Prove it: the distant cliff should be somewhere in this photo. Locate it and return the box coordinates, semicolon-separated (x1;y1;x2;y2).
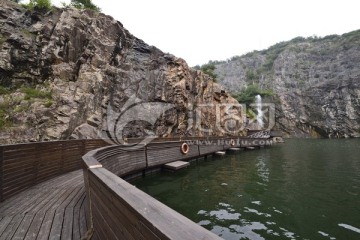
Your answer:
212;31;360;138
0;1;238;144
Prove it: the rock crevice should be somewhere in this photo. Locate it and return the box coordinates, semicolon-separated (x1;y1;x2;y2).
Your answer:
0;1;238;143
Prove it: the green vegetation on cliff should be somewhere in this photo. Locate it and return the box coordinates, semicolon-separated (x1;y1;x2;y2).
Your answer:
232;84;273;106
213;29;360;93
0;85;53;130
0;86;10;95
23;0;52;10
0;34;7;45
194;62;218;82
20;87;52;100
13;0;101;12
211;29;360;138
70;0;100;11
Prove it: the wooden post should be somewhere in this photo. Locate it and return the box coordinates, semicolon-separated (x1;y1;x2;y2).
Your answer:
81;140;86;170
82;139;86;155
34;143;39;184
145;144;148;168
0;146;3;202
60;141;65;174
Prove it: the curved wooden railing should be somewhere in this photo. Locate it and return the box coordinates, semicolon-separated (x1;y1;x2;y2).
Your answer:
0;135;274;238
82;137;271;239
0;139;108;202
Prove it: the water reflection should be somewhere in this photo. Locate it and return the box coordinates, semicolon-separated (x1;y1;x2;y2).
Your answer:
338;223;360;234
133;139;360;240
318;230;336;240
255;156;269;183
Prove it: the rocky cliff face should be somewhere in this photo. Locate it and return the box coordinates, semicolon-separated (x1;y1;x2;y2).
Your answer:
0;1;238;144
213;32;360;138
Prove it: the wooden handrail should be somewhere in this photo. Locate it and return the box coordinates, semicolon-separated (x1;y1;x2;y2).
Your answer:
82;139;225;239
82;136;274;239
0;139;109;202
0;136;275;238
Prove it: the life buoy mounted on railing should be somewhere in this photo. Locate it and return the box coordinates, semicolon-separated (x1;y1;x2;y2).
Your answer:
180;142;190;155
230;139;236;146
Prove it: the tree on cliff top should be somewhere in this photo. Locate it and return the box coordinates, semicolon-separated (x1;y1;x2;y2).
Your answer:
71;0;100;11
194;62;218;82
28;0;52;10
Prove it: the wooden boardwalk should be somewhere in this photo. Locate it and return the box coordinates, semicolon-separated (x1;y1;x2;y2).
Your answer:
0;170;88;240
0;135;276;240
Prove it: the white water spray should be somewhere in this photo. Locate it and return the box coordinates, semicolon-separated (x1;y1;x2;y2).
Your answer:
255;95;264;129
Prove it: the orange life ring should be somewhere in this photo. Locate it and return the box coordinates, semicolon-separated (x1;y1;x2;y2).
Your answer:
180;143;189;155
230;139;235;146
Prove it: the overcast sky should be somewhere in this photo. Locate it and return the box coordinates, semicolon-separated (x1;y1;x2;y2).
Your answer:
52;0;360;66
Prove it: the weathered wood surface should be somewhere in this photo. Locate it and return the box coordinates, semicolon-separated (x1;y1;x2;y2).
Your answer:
0;139;108;202
164;161;190;170
228;147;242;151
199;144;225;156
0;136;271;240
82;137;274;240
95;146;146;177
0;170;88;239
147;141;199;167
214;151;226;156
88;168;221;240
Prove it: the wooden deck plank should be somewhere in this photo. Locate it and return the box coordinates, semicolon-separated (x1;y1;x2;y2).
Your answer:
61;188;84;240
0;170;82;215
0;214;23;239
72;193;85;240
164;161;190;170
48;187;83;240
3;180;67;217
20;188;64;216
23;189;69;240
36;187;78;240
0;190;39;216
2;185;54;216
0;169;85;240
79;195;88;238
11;214;35;240
0;216;14;237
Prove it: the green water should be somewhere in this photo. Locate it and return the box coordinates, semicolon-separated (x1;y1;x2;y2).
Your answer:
132;139;360;240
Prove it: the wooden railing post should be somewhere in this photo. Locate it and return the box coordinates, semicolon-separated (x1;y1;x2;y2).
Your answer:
60;141;65;174
0;146;4;202
82;139;86;155
34;143;39;184
197;141;200;156
145;144;148;168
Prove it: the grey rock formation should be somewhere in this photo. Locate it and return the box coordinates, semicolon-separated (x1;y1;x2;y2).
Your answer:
0;1;239;144
213;34;360;138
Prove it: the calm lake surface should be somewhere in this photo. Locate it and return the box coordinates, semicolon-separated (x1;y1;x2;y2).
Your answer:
133;139;360;240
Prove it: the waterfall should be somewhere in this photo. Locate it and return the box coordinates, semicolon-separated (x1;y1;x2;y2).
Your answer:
255;95;264;129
